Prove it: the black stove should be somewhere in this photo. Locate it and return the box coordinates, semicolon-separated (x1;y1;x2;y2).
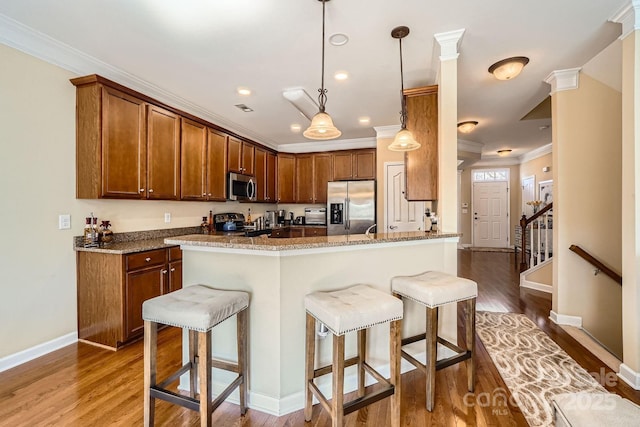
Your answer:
213;213;271;237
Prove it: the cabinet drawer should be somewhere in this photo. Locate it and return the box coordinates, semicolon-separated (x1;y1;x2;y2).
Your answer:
305;227;327;237
126;249;166;271
169;246;182;261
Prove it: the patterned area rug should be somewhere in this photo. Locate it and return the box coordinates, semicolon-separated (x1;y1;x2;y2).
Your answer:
476;312;606;427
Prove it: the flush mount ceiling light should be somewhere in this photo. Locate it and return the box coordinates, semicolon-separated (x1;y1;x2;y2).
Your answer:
388;26;420;152
488;56;529;80
497;149;512;156
304;0;341;140
457;121;478;133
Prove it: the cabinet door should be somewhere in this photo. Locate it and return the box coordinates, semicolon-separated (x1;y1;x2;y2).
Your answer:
405;86;438;201
295;155;314;203
353;149;376;180
206;129;228;201
304;227;327;237
277;154;296;203
266;152;277;202
125;266;164;341
255;147;267;201
180;118;207;200
147;105;180;200
101;86;147;198
313;153;333;203
289;227;304;238
242;142;255;175
228;137;243;173
168;260;182;293
332;152;353;181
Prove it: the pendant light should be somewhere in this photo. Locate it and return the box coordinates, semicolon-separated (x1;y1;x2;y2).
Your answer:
303;0;341;140
388;26;420;152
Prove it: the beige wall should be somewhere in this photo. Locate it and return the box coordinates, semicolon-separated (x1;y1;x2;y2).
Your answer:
552;73;622;357
520;152;553;201
0;44;280;359
458;165;520;247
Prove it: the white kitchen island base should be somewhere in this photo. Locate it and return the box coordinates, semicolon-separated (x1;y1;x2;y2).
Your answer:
166;233;460;416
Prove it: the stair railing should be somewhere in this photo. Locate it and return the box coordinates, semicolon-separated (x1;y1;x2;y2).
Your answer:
519;202;553;272
569;245;622;285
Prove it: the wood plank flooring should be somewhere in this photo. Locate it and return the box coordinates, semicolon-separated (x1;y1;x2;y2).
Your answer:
1;250;638;426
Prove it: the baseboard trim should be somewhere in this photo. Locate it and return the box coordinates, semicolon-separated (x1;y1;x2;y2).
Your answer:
520;279;552;293
618;363;640;390
549;311;583;327
0;332;78;373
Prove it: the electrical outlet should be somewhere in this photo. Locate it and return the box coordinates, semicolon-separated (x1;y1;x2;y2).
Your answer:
164;213;171;223
59;214;71;230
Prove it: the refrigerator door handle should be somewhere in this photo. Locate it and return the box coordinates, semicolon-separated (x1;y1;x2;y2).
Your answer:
345;198;349;230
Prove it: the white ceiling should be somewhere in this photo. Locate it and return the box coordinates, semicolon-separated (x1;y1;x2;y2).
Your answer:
0;0;627;159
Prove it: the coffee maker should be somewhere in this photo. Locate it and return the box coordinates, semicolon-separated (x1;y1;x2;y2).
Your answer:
277;209;286;225
264;211;277;228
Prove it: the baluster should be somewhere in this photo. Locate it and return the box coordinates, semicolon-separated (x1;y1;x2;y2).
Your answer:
544;212;549;261
529;223;534;268
536;217;542;266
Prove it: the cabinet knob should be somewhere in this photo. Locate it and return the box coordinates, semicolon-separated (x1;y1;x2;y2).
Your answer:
145;257;151;262
203;193;207;196
208;193;212;196
170;268;175;272
161;269;167;274
140;188;145;192
148;189;154;193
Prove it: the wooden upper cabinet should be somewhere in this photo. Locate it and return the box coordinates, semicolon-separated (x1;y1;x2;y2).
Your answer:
277;153;296;203
227;137;242;173
332;149;376;181
266;152;277;202
295;155;314;203
313;153;333;203
242;142;255;176
180;118;207;201
206;129;228;201
255;147;267;202
405;85;438;201
147;105;180;200
100;86;147;198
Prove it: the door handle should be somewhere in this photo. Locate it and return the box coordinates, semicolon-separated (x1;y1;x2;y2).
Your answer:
390;225;398;230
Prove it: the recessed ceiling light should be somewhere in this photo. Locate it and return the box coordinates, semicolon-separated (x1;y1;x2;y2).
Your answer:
497;149;512;157
457;121;478;133
334;71;349;81
488;56;529;80
237;87;251;96
290;124;302;133
234;104;253;112
329;33;349;46
358;117;370;125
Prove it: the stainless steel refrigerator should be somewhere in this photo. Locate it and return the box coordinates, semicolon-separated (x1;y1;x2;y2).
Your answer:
327;180;376;235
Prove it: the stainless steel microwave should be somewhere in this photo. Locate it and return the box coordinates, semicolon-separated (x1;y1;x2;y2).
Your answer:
228;172;256;201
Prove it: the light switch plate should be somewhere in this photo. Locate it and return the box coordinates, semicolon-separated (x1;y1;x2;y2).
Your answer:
164;213;171;223
59;214;71;230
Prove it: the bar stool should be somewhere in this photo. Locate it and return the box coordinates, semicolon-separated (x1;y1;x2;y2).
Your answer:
304;284;403;427
142;284;249;427
391;271;477;411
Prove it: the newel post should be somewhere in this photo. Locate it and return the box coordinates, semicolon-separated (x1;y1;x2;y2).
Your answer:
519;214;528;272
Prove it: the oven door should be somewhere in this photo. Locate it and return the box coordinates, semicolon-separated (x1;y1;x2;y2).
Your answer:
228;172;256;201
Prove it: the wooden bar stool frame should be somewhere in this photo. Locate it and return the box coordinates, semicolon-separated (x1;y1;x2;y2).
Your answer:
304;314;402;427
393;294;476;411
143;307;248;427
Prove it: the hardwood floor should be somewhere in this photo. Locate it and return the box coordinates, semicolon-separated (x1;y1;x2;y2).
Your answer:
1;250;638;426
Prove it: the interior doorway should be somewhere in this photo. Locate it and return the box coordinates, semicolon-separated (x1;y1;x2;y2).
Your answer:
522;175;535;217
384;162;424;232
472;169;510;248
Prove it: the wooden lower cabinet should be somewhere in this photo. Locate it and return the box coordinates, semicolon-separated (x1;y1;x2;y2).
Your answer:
269;226;327;238
77;246;182;349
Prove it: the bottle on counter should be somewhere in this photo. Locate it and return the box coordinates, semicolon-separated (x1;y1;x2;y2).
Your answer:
247;208;252;224
83;217;93;247
209;210;213;233
100;220;114;245
91;216;100;245
201;216;209;234
424;210;432;232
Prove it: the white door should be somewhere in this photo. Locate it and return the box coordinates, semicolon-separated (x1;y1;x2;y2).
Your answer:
522;176;535;217
385;163;424;232
473;181;509;247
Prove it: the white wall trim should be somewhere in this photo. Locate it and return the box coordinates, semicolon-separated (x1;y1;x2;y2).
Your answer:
610;1;640;40
520;279;553;293
374;125;401;139
544;68;582;94
458;139;484;153
277;137;376;153
519;143;553;163
434;29;465;61
549;311;583;327
0;332;78;373
618;363;640;390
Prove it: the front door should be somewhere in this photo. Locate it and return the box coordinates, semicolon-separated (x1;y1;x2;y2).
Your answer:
385;162;424;232
473;181;509;247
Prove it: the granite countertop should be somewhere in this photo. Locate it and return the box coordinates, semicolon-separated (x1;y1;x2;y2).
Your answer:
165;231;460;252
73;226;201;255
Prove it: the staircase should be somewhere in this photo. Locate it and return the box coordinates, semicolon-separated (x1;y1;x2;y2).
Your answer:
515;203;553;291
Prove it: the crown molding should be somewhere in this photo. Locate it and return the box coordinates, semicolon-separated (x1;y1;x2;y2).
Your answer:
0;13;278;150
610;0;640;39
472;158;521;167
374;125;401;139
277;137;377;153
457;139;484;153
519;143;553;163
434;29;465;61
544;68;582;94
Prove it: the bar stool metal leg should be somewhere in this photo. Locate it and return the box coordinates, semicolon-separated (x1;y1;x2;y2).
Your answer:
332;334;345;427
304;313;316;422
426;306;438;412
143;320;157;427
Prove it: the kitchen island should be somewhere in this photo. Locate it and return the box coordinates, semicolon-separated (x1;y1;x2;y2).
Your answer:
165;231;460;416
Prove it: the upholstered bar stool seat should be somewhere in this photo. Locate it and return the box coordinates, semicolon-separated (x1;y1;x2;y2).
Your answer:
142;285;249;427
391;271;477;411
304;285;403;427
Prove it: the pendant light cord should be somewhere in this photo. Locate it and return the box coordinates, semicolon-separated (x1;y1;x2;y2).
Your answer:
399;37;407;130
318;0;328;112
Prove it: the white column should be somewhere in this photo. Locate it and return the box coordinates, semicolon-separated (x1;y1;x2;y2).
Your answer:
434;29;465;233
612;0;640;389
